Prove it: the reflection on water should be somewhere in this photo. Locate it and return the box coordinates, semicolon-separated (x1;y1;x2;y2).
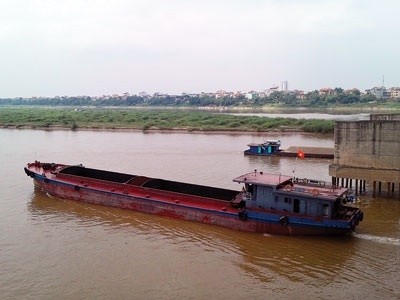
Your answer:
28;189;355;281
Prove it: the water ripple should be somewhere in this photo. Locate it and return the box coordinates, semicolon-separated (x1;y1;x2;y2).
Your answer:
353;233;400;246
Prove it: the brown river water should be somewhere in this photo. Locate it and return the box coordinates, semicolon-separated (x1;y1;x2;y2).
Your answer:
1;129;399;300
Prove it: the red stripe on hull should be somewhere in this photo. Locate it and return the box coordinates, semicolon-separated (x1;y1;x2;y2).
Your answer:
33;179;350;236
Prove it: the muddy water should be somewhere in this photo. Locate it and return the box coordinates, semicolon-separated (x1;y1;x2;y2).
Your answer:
1;129;399;299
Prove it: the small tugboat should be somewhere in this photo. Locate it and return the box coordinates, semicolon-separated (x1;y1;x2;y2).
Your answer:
244;140;282;156
244;140;334;159
24;161;363;235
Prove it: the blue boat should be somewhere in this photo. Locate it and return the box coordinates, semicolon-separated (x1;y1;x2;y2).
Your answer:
244;140;282;156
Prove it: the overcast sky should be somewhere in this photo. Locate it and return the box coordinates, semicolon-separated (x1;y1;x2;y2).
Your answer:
0;0;399;97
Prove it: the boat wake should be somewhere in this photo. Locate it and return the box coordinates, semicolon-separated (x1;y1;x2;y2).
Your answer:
353;233;400;246
262;233;273;237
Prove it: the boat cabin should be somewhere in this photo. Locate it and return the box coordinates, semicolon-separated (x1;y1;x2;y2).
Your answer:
233;171;347;219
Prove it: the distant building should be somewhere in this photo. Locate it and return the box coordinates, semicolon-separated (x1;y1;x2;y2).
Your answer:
389;87;400;98
270;85;279;92
245;91;257;100
234;91;243;98
182;93;200;98
121;92;130;100
153;92;168;98
281;81;288;91
215;90;228;99
319;88;334;95
365;87;390;99
263;85;279;96
293;90;305;100
344;88;361;95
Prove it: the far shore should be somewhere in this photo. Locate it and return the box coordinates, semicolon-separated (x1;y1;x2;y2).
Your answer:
1;124;324;136
0;107;337;134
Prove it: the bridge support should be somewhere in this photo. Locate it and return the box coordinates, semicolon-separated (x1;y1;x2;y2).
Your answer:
329;115;400;197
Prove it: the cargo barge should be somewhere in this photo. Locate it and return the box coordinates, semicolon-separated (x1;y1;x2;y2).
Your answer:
24;161;363;235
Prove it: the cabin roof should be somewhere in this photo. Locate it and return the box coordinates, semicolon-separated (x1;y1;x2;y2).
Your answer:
247;140;281;147
233;172;292;186
233;171;348;200
264;139;281;144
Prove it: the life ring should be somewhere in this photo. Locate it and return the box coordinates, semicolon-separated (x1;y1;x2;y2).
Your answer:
279;216;289;226
284;185;293;191
312;189;319;195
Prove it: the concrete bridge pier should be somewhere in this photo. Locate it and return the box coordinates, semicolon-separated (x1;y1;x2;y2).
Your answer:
371;181;400;196
329;114;400;198
332;177;400;196
331;177;366;195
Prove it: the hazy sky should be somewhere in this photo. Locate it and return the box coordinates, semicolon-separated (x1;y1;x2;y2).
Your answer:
1;0;399;97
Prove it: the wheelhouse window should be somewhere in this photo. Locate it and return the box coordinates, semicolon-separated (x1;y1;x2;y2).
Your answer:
322;204;330;217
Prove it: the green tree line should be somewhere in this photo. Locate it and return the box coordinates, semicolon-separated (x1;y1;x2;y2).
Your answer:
0;89;392;107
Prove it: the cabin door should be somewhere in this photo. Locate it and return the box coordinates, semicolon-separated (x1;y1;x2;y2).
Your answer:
293;199;300;213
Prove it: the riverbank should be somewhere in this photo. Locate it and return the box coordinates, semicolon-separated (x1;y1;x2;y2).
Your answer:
0;107;335;134
1;124;314;136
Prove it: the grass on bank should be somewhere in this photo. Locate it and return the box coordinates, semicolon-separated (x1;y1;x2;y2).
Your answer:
0;107;334;134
